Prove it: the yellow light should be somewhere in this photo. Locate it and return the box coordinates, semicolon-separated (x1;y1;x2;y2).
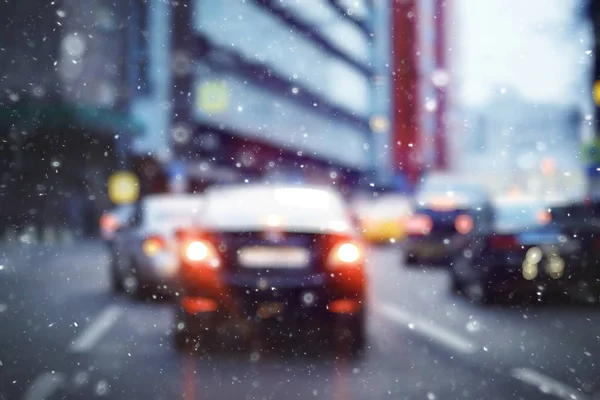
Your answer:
522;261;538;280
108;171;140;205
369;115;390;133
525;247;542;264
197;80;229;114
546;256;565;279
594;80;600;106
142;238;164;257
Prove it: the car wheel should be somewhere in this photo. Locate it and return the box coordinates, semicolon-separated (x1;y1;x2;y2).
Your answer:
173;309;196;351
347;324;366;356
173;326;194;351
333;317;366;358
450;276;464;295
405;253;418;266
122;259;143;299
464;281;493;304
173;308;216;354
110;258;124;293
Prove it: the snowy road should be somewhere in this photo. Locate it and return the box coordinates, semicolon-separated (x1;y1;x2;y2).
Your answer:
0;241;599;399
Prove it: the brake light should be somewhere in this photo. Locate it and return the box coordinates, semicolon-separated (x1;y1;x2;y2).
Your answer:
328;299;360;314
142;235;166;257
455;214;473;234
181;296;218;314
182;239;221;268
405;215;433;235
100;214;119;234
537;210;552;225
488;235;520;250
327;242;362;268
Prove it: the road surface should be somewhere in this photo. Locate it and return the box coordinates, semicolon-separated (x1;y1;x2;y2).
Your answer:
1;241;599;399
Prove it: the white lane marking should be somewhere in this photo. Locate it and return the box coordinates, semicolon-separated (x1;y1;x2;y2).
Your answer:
378;303;476;354
68;305;123;353
23;372;65;400
511;368;590;400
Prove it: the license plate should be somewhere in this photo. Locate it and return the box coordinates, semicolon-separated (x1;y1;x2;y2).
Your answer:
257;302;284;319
238;246;310;269
518;232;559;245
417;243;446;257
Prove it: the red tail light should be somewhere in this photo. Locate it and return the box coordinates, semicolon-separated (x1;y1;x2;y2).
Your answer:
100;214;120;235
142;235;166;257
327;242;363;269
455;214;474;235
488;235;520;250
405;215;433;235
537;210;552;225
181;296;218;314
181;238;221;269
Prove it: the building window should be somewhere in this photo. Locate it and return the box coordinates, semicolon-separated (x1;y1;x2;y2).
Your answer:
133;0;150;94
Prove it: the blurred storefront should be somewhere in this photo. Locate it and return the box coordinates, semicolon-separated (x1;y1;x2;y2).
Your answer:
590;0;600;198
0;0;141;241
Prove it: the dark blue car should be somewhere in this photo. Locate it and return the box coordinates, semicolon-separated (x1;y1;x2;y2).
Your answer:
172;184;367;355
449;199;588;302
404;177;494;265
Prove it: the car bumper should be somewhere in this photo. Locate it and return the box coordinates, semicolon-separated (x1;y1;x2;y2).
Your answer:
457;251;600;291
405;234;467;261
136;253;180;290
179;271;365;323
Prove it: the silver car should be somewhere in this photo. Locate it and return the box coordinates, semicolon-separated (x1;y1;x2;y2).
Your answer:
110;194;204;299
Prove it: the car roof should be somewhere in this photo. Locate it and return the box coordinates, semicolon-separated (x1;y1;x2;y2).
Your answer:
142;193;203;203
206;183;338;196
201;184;352;234
493;196;546;208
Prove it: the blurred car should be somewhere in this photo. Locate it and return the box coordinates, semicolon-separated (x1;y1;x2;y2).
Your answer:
449;197;585;302
109;194;204;298
404;177;494;265
99;204;135;243
172;184;367;354
355;194;413;244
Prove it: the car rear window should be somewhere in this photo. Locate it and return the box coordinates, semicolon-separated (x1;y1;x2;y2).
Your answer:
202;186;350;232
494;204;546;230
141;196;204;228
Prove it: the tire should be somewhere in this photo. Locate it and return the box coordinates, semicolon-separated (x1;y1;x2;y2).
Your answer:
121;259;146;300
405;253;418;266
173;328;195;351
348;324;366;356
173;308;195;352
333;316;367;358
110;259;124;293
463;280;494;304
172;307;216;354
450;275;464;295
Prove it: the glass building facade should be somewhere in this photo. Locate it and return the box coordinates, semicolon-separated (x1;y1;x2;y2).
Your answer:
132;0;376;173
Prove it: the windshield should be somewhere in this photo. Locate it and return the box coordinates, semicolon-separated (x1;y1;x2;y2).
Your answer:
494;203;548;230
141;196;204;229
418;180;483;196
